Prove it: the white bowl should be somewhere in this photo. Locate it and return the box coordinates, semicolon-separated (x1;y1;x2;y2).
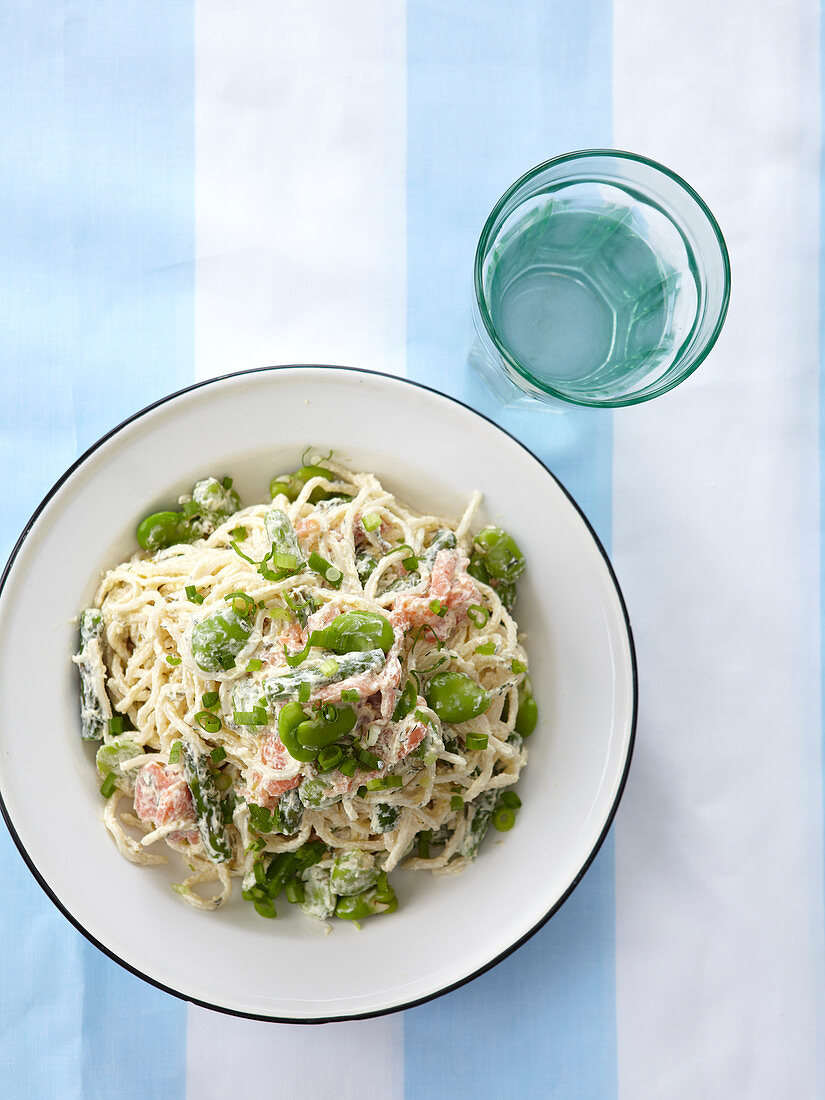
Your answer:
0;366;636;1021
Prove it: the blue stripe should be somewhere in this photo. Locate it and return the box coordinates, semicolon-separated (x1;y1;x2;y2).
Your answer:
404;2;616;1096
0;3;193;1096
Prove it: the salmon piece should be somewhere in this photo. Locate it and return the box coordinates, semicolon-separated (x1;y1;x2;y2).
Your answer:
390;549;480;638
247;731;302;808
134;761;198;841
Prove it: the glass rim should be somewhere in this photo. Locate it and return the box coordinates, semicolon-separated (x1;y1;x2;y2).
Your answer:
473;148;732;409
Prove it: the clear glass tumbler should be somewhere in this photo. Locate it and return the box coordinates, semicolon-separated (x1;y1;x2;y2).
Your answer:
470;150;731;408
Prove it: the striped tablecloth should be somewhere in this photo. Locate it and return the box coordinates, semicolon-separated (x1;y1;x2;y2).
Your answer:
2;2;821;1096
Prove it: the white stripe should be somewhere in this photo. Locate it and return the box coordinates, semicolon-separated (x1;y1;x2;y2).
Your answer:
612;1;825;1096
194;0;406;382
186;1007;403;1100
190;0;406;1086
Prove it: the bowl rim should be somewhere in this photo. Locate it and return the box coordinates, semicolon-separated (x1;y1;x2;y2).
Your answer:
473;147;732;408
0;363;638;1024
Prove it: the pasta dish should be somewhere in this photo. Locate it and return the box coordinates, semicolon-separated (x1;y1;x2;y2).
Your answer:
74;455;536;926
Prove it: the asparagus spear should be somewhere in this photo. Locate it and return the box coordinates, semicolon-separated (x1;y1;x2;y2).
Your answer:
182;743;232;862
73;608;112;741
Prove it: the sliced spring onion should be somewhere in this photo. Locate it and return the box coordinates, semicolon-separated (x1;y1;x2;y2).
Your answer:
340;689;360;704
233;707;268;726
367;775;403;791
317;745;344;772
246;658;263;672
362;512;381;532
225;590;256;617
210;745;227;763
450;794;463;811
320;703;337;724
298;682;311;705
222;476;233;490
185;585;205;604
465;733;489;752
492;806;516;832
319;658;339;677
393;544;418;571
284;638;312;668
166;655;182;666
417;830;432;858
270;551;298;572
254;901;277;919
218;655;236;671
285;879;305;904
229;525;248;540
202;691;220;710
500;791;522;809
474;640;496;655
511;659;527;674
307;551;343;589
195;711;222;734
107;716;124;735
356;748;380;770
467;604;490;628
356;785;368;798
428;599;447;618
99;772;116;798
168;741;182;764
339;757;358;778
214;772;232;792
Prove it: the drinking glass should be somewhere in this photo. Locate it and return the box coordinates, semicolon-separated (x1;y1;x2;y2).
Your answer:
470;150;730;408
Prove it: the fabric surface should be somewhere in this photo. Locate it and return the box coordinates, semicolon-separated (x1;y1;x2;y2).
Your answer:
1;1;823;1097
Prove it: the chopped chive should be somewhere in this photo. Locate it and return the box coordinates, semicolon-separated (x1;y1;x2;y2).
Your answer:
246;658;263;672
195;711;222;734
356;785;367;798
450;794;463;811
340;689;360;704
107;716;124;735
500;791;522;809
492;806;516;832
202;691;220;709
166;655;182;666
474;640;496;655
511;659;527;674
168;741;182;764
318;745;344;773
229;525;248;539
362;512;381;532
214;771;232;792
210;745;227;763
467;604;490;628
429;599;447;618
99;772;117;798
222;476;233;490
465;733;489;752
185;585;205;604
339;757;358;778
